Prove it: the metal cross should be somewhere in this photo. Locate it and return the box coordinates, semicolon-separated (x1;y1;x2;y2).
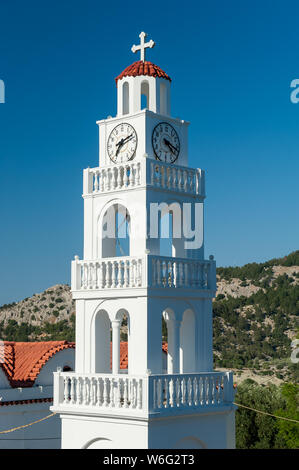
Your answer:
131;32;155;62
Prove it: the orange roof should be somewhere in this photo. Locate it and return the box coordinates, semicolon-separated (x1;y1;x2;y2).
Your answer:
115;60;171;84
0;341;75;388
0;340;167;387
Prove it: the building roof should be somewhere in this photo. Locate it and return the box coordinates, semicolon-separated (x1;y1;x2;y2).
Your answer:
115;61;171;84
0;341;75;388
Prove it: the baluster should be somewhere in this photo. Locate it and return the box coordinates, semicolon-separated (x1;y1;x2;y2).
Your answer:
188;377;193;406
111;261;116;288
63;376;69;403
169;379;176;408
96;377;101;406
137;259;142;286
208;376;213;405
138;162;141;185
181;377;186;406
82;264;87;289
137;379;142;409
93;171;98;192
150;162;155;185
178;169;183;190
193;377;198;406
153;379;157;409
173;261;178;287
123;260;129;287
103;378;108;406
124;378;129;408
129;163;134;186
183;171;188;191
116;378;121;408
164;378;169;408
117;260;122;288
161;260;165;287
129;260;135;287
189;171;194;193
201;376;205;404
157;379;163;408
198;376;203;405
98;169;103;192
70;377;75;404
172;167;176;190
156;260;161;286
117;166;123;189
176;378;181;407
109;378;114;407
124;166;129;186
76;376;81;405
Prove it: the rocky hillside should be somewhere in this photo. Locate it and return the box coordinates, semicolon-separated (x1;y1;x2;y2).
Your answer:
0;284;75;341
0;251;298;382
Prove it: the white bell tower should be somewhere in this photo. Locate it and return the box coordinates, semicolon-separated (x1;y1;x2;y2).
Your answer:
52;32;236;449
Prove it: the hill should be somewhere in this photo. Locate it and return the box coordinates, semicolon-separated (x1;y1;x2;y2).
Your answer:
0;251;298;382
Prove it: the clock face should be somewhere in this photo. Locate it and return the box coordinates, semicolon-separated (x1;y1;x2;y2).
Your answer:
152;122;180;164
107;123;137;164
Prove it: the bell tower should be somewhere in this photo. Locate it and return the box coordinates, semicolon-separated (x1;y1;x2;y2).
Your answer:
52;32;236;449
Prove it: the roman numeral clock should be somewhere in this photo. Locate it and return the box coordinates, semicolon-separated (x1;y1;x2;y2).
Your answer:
52;31;236;450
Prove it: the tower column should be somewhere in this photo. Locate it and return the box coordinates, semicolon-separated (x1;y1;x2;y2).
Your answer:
112;320;121;374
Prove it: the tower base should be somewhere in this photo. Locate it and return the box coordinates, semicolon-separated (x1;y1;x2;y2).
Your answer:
58;408;235;449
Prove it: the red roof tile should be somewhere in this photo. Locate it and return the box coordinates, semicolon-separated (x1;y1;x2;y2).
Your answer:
115;61;171;84
0;340;167;387
0;341;75;388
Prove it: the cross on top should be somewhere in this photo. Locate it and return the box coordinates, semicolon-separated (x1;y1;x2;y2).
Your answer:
131;32;155;62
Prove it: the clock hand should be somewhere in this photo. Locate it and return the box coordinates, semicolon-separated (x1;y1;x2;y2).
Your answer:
164;138;179;156
115;134;134;156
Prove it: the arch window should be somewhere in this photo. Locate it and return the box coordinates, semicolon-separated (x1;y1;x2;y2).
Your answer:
141;80;149;110
122;82;129;115
102;204;130;258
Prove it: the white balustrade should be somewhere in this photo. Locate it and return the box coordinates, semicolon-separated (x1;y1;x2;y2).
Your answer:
149;161;204;196
73;257;143;290
60;373;144;410
83;160;205;196
151;256;212;289
86;162;142;194
72;256;215;291
54;371;233;415
150;373;228;411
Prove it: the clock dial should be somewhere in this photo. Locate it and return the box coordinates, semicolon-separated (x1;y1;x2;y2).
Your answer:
152;122;180;164
107;123;137;164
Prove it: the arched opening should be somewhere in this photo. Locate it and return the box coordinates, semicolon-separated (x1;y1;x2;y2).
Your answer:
163;309;180;374
122;82;129;115
180;309;196;373
141;80;149;110
95;310;111;373
115;309;130;374
102;204;130;258
159;203;183;257
160;81;167;115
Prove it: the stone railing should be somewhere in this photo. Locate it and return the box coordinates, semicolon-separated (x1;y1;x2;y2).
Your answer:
150;255;213;289
71;256;144;290
71;255;216;291
149;372;229;411
53;371;234;416
83;160;205;197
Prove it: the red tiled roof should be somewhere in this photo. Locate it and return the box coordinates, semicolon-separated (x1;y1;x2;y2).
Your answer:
0;341;75;388
115;61;171;84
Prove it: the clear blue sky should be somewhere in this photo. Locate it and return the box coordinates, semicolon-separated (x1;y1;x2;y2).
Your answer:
0;0;298;305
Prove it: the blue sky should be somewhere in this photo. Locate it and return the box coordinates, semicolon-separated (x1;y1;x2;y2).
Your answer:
0;0;298;305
